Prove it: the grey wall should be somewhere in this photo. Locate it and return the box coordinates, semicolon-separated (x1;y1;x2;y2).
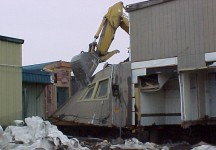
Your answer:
129;0;216;70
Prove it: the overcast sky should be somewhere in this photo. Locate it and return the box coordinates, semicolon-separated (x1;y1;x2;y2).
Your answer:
0;0;144;67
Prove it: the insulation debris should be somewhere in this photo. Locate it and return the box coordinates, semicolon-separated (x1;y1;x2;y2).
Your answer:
0;116;89;150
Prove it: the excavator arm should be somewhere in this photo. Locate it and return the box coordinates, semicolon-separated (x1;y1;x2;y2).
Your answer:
71;1;129;88
89;1;129;61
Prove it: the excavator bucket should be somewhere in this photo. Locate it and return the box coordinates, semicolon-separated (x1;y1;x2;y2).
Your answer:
71;52;100;88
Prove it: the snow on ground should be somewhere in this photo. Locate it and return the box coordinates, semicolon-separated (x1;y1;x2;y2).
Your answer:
1;116;216;150
0;116;89;150
191;144;216;150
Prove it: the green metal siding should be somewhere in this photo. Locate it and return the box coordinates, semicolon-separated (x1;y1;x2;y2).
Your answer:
0;40;22;126
0;41;22;65
22;69;52;84
22;83;45;118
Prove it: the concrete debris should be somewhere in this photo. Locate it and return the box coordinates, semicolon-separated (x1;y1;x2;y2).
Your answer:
111;137;125;145
95;140;110;149
110;138;162;150
80;137;191;150
0;116;89;150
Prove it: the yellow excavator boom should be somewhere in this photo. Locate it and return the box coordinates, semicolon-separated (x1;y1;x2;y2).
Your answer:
71;1;129;88
90;1;129;61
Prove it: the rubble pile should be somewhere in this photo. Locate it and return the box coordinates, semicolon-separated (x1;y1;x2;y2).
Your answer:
1;116;216;150
110;138;166;150
0;116;89;150
81;137;167;150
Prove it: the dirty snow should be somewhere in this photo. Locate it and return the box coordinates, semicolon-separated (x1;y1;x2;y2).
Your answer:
1;116;216;150
191;145;216;150
0;116;89;150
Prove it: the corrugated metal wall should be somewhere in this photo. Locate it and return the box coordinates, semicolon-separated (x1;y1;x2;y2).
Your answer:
22;83;45;118
129;0;216;70
0;40;22;126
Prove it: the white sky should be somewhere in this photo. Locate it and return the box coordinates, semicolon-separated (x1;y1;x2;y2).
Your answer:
0;0;144;67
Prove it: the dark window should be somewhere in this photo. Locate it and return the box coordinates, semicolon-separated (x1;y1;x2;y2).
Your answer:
84;86;94;100
96;79;108;98
54;73;57;83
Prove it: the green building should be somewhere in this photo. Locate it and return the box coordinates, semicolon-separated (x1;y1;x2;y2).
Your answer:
0;35;24;126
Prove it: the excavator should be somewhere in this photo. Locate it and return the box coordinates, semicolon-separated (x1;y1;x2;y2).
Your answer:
71;1;129;88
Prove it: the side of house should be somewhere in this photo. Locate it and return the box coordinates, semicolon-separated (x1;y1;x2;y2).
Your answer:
0;35;24;126
22;69;52;119
127;0;216;127
23;61;72;117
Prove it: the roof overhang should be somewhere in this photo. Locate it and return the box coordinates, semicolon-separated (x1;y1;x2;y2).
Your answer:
0;35;24;44
126;0;174;12
22;69;52;84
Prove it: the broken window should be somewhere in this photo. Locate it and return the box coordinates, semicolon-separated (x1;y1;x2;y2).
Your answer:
138;73;172;92
138;74;159;89
96;79;109;98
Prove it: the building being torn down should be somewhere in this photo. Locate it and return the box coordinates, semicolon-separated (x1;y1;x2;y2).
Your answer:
51;0;216;131
51;62;132;127
126;0;216;128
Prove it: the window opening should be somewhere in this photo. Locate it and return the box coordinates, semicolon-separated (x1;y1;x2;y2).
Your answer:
96;79;109;98
83;85;95;100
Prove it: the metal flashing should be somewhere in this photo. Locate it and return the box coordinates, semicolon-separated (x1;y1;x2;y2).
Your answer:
132;68;146;84
205;52;216;62
23;61;60;70
131;57;177;70
126;0;174;12
0;35;24;44
23;60;71;71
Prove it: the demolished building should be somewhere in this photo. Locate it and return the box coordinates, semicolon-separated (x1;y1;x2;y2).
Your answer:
52;0;216;131
49;0;216;143
51;62;132;128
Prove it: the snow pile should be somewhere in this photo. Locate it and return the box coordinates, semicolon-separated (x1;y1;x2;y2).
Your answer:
0;116;89;150
110;138;167;150
192;145;216;150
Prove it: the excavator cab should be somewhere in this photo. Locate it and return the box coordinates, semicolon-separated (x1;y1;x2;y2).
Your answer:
71;1;129;88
